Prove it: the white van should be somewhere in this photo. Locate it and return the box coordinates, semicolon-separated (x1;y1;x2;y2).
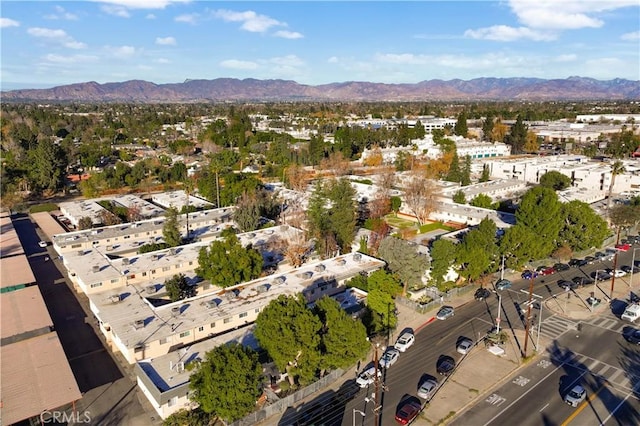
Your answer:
621;304;640;322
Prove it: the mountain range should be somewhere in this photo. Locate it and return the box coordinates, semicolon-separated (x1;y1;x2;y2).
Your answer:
2;77;639;102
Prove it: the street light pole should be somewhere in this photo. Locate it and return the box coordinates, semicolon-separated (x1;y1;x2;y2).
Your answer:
536;300;543;350
353;409;365;426
631;248;639;291
496;292;502;334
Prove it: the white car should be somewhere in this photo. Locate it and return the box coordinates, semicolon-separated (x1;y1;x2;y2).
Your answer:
394;332;415;352
612;269;627;278
417;378;438;400
456;338;474;355
355;366;381;388
38;240;48;248
564;385;586;407
379;347;400;369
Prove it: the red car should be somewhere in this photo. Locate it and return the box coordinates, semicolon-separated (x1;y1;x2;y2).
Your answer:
540;267;556;276
616;243;631;252
395;400;422;425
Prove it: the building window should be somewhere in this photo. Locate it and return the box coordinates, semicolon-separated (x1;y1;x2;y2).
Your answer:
210;322;216;328
90;282;102;288
167;397;177;407
71;243;82;248
142;272;147;277
223;317;231;324
239;312;248;319
110;279;119;284
198;326;204;332
151;269;156;274
162;266;170;272
255;308;260;313
189;261;193;266
179;331;190;338
159;338;167;345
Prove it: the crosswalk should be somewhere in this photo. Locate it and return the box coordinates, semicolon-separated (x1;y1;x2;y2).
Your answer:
585;316;629;333
549;350;639;392
539;315;580;340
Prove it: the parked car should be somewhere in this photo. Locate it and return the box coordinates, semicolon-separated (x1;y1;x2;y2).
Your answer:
394;332;416;352
521;270;537;280
594;251;606;260
380;347;400;368
621;265;640;274
495;279;512;291
356;366;381;388
571;276;594;287
436;355;456;375
417;378;439;400
568;258;582;267
616;243;631;252
558;280;578;290
564;385;587;407
436;306;455;320
474;288;491;301
579;256;596;266
456;337;474;355
394;399;422;425
593;270;612;280
611;269;627;278
623;327;640;344
554;263;570;272
38;240;48;248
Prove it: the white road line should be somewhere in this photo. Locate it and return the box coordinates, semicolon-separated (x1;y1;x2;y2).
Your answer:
599;382;640;425
539;403;549;412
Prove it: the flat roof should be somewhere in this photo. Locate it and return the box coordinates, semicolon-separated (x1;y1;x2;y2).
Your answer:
30;211;67;239
0;332;81;425
0;215;24;258
151;190;214;210
1;286;53;339
435;201;516;228
94;252;384;349
0;255;36;289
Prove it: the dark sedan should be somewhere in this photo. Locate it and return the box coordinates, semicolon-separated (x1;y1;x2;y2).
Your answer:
474;288;491;301
623;328;640;344
436;355;456;376
558;279;578;290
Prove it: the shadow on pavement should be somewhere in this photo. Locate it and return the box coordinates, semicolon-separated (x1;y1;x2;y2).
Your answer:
547;340;640;426
278;381;360;426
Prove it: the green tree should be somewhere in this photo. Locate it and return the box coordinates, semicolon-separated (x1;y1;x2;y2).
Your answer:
479;164;491;182
454;110;468;137
364;289;397;334
254;295;322;385
78;216;93;230
163;408;211;426
165;273;196;302
457;218;498;281
390;196;402;216
506;115;528;154
452;190;466;204
28;138;67;195
234;191;261;232
313;297;369;371
499;224;544;269
461;155;472;186
607;160;626;211
559;201;609;251
189;343;263;422
470;194;494;209
539;171;572;191
429;239;458;288
163;207;183;247
445;152;462;184
377;236;430;293
366;269;403;296
196;234;263;288
516;187;563;257
482;115;494;141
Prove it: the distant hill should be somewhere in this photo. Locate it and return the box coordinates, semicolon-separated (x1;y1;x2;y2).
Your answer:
2;76;639;102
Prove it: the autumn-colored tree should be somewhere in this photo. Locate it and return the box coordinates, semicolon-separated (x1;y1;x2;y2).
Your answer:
363;146;384;167
283;234;311;267
552;244;573;262
491;118;509;142
98;209;121;226
320;151;350;177
403;173;439;225
368;190;391;219
127;205;143;222
523;131;540;153
285;164;309;191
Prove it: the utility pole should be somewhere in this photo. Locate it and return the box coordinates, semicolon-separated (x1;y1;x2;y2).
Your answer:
373;344;380;426
523;275;535;358
611;227;622;299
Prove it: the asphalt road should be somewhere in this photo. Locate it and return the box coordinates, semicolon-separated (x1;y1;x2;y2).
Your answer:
281;244;640;426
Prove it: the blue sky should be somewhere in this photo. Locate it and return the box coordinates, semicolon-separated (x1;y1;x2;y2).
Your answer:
1;1;639;90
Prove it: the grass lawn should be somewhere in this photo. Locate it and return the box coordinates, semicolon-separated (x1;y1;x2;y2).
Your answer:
418;222;456;234
384;214;417;229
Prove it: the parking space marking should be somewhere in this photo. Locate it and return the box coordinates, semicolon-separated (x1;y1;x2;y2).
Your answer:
537;359;552;369
512;376;530;387
486;394;506;406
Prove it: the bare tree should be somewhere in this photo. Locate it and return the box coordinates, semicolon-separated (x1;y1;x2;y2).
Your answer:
283;234;312;268
320;151;350;177
286;164;310;192
403;174;439;225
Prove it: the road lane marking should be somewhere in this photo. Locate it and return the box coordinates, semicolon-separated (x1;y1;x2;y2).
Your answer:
599;383;640;425
560;383;605;426
484;362;566;426
539;403;549;412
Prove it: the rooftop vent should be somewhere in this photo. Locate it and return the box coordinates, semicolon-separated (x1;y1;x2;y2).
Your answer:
122;258;130;265
205;300;219;309
301;271;313;279
273;276;286;285
109;294;121;303
92;265;100;273
151;254;159;261
256;284;270;293
169;248;177;256
171;306;181;315
335;258;346;266
314;264;326;272
353;253;362;262
133;319;145;329
146;285;157;294
78;250;84;256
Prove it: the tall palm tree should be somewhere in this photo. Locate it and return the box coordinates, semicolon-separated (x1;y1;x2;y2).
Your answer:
607;160;626;211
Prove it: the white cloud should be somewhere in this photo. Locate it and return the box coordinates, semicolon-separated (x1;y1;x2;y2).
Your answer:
27;27;87;49
43;53;99;64
214;9;282;33
0;18;20;28
621;31;640;41
555;54;577;62
92;0;190;9
509;0;638;30
146;14;157;19
464;25;556;41
155;36;176;45
328;56;339;64
105;45;137;58
175;13;199;24
220;59;258;70
273;30;303;39
100;5;130;18
44;6;79;20
155;58;170;64
268;54;305;67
